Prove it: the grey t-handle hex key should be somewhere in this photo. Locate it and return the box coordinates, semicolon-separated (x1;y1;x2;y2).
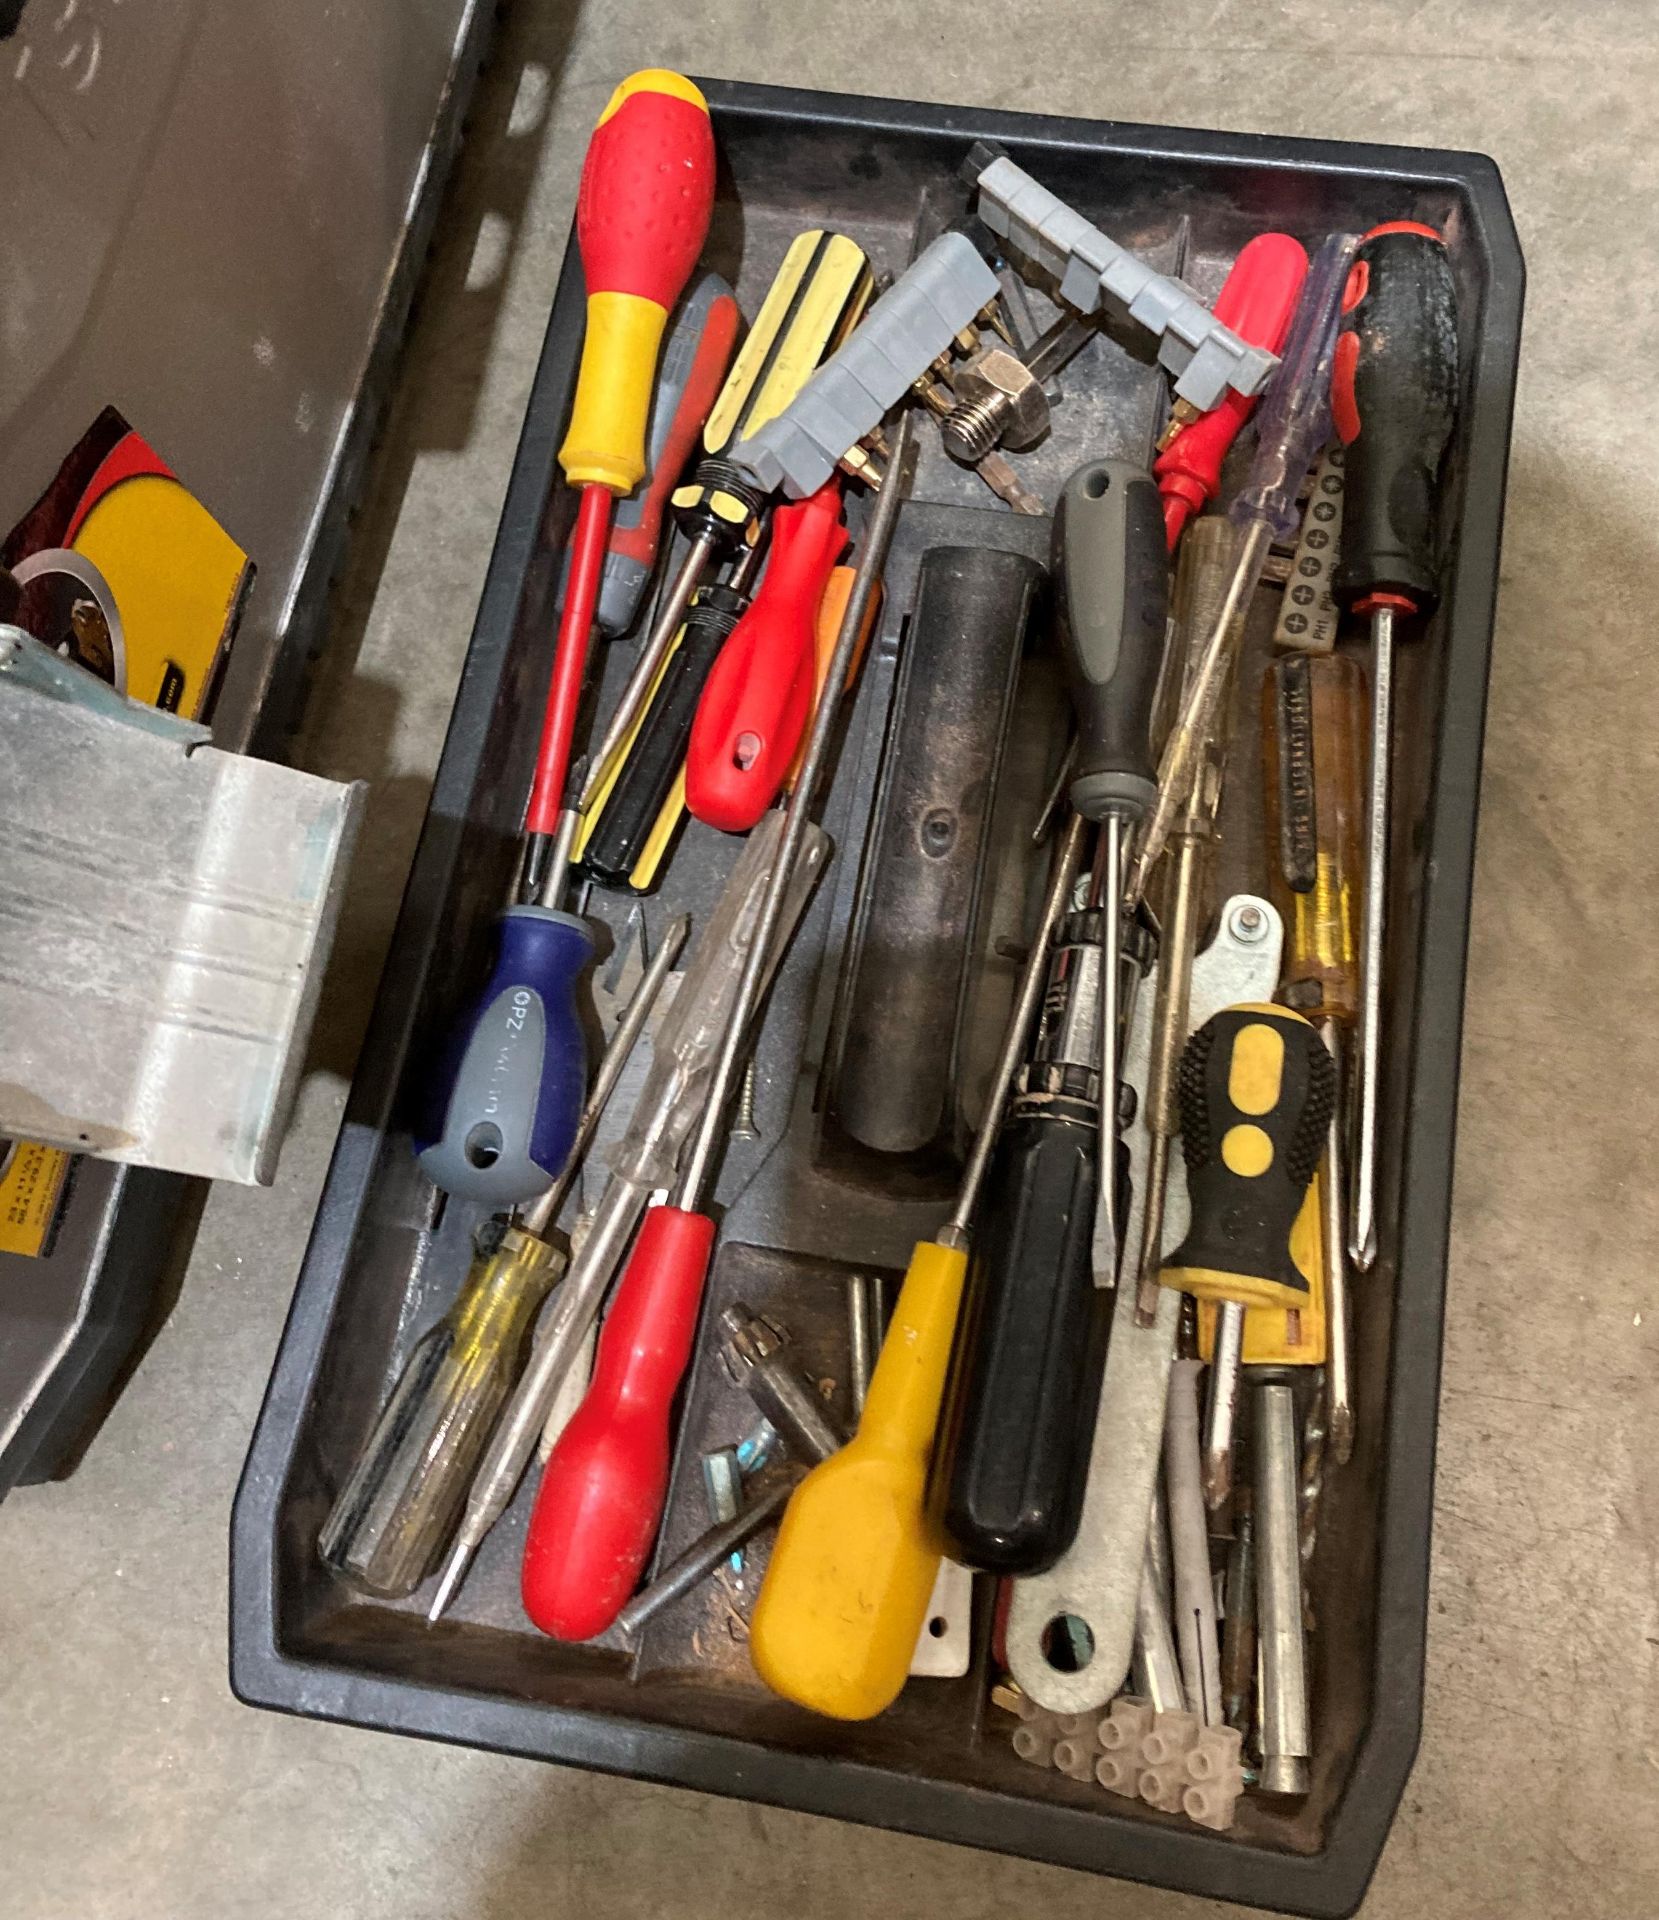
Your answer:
964;143;1279;412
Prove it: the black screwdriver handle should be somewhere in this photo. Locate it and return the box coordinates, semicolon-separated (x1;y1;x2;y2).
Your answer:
1053;458;1170;822
1330;224;1459;618
582;582;749;886
929;1098;1108;1576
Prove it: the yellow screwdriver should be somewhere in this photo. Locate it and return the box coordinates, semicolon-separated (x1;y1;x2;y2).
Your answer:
749;812;1088;1720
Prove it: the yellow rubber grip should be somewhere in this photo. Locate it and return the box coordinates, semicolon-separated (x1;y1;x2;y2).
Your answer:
749;1238;968;1721
560;290;668;494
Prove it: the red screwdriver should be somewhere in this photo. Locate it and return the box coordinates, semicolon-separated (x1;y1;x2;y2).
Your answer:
519;416;914;1643
1156;233;1309;549
524;70;717;857
684;480;848;832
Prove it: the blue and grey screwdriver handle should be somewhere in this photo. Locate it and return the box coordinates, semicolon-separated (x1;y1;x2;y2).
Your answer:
417;902;593;1204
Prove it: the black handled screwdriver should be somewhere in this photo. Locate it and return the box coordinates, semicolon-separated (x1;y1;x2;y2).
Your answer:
1053;458;1171;1285
929;901;1107;1574
1329;222;1459;1272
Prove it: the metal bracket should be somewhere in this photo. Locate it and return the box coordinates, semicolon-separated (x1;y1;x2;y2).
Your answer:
0;626;363;1183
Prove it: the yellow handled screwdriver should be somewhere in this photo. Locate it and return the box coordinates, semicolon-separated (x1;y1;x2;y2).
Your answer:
749;812;1088;1721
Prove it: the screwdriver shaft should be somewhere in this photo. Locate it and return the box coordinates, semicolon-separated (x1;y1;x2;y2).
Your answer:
581;531;719;810
1351;605;1393;1271
1320;1021;1355;1462
1095;813;1125;1286
1201;1301;1244;1509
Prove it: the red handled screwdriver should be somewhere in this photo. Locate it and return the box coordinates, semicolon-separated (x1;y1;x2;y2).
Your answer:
554;272;742;638
685;480;848;832
519;416;914;1642
1156;233;1309;548
1330;221;1459;1271
418;73;715;1204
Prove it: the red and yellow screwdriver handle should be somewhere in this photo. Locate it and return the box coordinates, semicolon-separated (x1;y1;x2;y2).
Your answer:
560;72;718;495
1160;1004;1335;1313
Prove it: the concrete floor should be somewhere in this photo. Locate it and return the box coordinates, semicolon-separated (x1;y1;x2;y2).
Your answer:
3;2;1657;1915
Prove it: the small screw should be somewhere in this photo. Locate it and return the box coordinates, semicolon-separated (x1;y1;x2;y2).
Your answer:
1228;902;1268;945
731;1060;760;1143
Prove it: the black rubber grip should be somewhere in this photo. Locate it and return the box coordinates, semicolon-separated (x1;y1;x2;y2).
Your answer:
582;583;748;886
1052;459;1169;821
930;1098;1108;1575
832;546;1042;1156
1162;1006;1335;1310
1332;227;1459;616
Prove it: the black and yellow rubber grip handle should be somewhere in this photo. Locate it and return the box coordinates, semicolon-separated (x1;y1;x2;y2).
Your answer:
1160;1003;1334;1311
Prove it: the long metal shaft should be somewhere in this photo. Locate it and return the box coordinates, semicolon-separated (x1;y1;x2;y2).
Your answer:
1351;604;1393;1271
615;1477;797;1637
1201;1302;1245;1509
945;811;1090;1245
578;529;720;810
1095;812;1125;1287
1132;825;1204;1322
1255;1377;1312;1794
520;914;688;1238
1126;516;1270;908
677;413;915;1209
1319;1020;1355;1462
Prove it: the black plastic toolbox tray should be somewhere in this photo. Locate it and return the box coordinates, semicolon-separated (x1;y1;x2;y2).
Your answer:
232;80;1523;1918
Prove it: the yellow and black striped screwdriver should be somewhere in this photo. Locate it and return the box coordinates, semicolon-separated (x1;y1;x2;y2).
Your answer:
577;230;871;814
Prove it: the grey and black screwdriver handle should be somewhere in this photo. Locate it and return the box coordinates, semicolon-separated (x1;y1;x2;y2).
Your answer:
1052;460;1169;823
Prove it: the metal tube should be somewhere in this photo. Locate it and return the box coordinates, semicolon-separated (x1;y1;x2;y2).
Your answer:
1319;1021;1355;1462
1201;1303;1245;1509
1133;1483;1184;1711
1350;604;1393;1271
946;810;1089;1244
615;1478;796;1637
578;530;719;810
677;413;916;1210
520;914;688;1238
1163;1358;1223;1724
1255;1378;1311;1794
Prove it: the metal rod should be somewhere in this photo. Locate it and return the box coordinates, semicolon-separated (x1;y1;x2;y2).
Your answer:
1221;1496;1256;1732
1319;1021;1355;1463
1255;1378;1311;1794
1095;812;1125;1287
1126;517;1271;908
615;1478;797;1637
578;531;720;811
1201;1303;1245;1509
521;914;688;1238
678;414;917;1211
1132;823;1204;1324
946;810;1089;1246
1350;604;1393;1272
